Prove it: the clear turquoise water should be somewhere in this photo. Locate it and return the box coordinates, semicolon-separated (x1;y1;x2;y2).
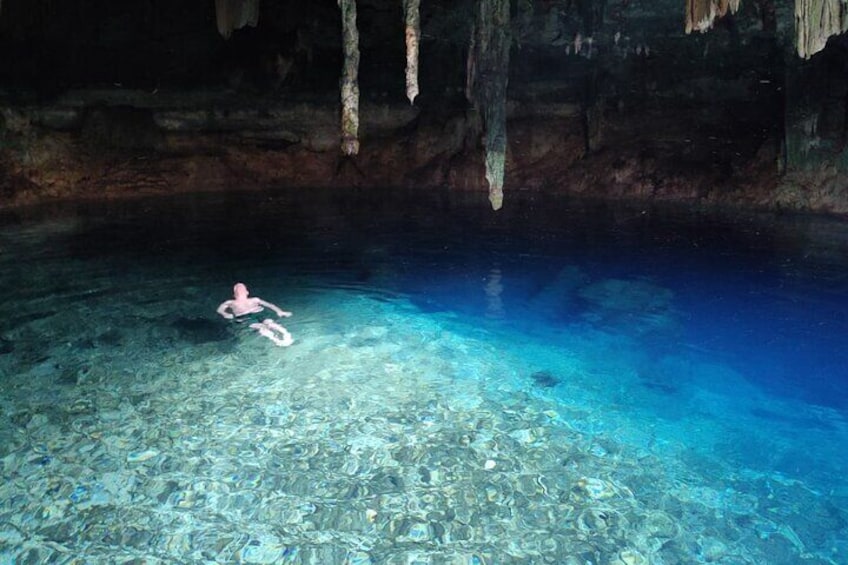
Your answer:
1;190;847;564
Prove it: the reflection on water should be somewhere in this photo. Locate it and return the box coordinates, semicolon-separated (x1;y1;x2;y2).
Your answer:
484;268;504;319
1;189;847;563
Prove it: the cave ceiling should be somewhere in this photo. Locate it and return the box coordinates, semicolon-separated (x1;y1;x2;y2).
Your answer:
0;1;847;213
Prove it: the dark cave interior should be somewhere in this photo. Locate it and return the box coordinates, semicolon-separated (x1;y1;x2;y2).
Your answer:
0;0;847;212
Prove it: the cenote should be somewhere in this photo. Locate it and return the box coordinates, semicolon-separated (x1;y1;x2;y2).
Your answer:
1;189;847;564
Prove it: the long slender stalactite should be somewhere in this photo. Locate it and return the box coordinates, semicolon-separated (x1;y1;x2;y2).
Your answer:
755;0;777;32
685;0;741;33
795;0;848;58
403;0;421;105
469;0;511;211
465;23;476;104
339;0;361;155
685;0;713;33
214;0;260;39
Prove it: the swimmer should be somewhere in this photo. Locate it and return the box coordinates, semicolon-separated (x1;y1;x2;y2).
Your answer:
217;282;294;346
217;282;291;319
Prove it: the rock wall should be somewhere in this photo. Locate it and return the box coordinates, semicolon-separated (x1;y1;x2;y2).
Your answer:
0;0;847;213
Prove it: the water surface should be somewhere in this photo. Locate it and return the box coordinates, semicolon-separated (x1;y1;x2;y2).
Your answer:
1;190;847;563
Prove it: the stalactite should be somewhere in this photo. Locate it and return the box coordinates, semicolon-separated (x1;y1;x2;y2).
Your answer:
465;24;476;104
470;0;511;211
403;0;421;105
215;0;260;39
339;0;360;155
795;0;848;59
686;0;847;58
755;0;777;33
515;0;534;47
685;0;740;33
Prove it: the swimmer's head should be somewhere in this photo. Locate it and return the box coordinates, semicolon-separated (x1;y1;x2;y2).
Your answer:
233;282;249;299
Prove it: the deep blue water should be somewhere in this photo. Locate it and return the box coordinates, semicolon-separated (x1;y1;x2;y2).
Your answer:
279;191;848;412
2;189;848;563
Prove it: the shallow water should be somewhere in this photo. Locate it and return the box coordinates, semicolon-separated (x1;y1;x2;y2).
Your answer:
1;190;847;564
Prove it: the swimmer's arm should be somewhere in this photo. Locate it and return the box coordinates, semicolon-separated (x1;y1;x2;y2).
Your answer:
216;300;235;319
258;299;291;317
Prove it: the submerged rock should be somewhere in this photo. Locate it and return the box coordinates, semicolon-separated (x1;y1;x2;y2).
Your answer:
171;317;230;344
579;278;673;314
0;337;13;354
530;370;560;388
639;377;678;395
96;328;123;346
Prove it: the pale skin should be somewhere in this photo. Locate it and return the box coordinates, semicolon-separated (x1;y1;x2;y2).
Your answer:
250;319;294;347
217;283;294;346
217;282;291;319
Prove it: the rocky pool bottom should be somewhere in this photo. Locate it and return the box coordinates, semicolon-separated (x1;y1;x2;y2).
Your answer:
1;191;848;564
1;280;845;565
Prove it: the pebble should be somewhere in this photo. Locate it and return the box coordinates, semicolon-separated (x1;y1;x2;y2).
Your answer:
407;522;430;541
617;549;648;565
126;449;159;463
345;551;373;565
